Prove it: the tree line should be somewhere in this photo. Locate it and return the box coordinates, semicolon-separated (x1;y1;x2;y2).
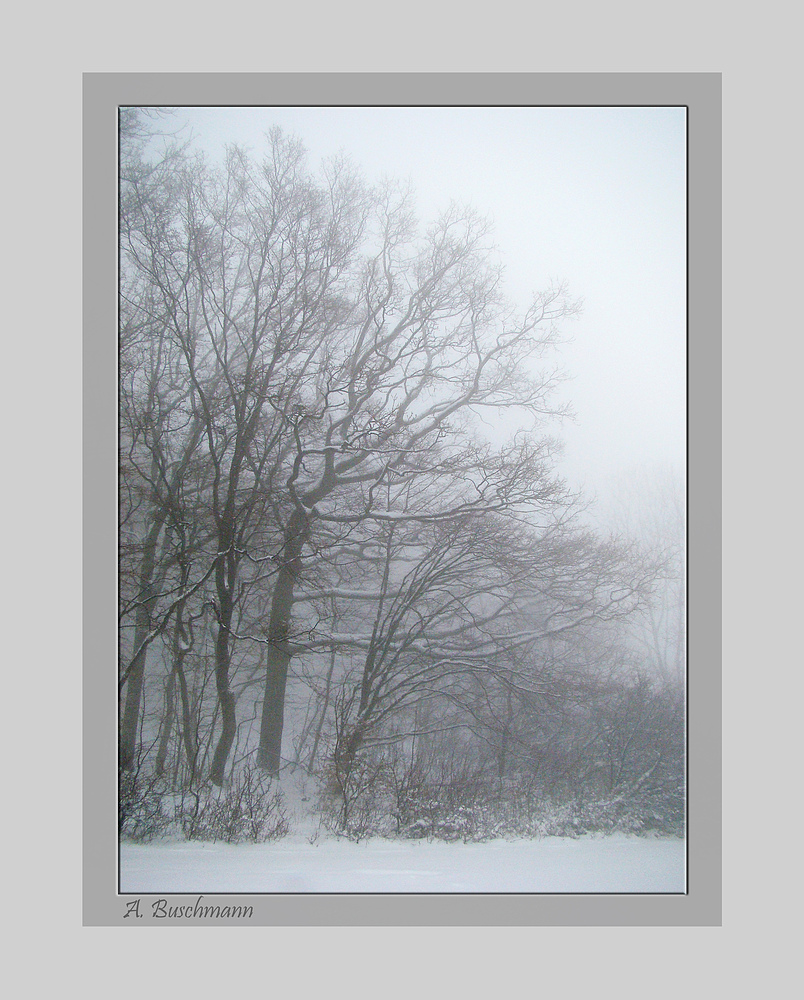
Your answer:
119;111;683;839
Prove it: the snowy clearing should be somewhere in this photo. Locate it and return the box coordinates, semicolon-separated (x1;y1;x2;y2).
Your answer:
120;833;685;894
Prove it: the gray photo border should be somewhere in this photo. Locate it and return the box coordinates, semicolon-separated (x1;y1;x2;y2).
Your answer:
84;72;721;926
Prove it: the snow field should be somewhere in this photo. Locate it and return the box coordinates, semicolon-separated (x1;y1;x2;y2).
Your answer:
120;832;685;894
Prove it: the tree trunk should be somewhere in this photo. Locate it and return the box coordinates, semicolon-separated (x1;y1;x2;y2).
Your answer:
119;507;166;771
308;639;337;771
257;511;308;774
498;673;514;781
119;632;148;771
176;656;198;784
155;668;177;777
209;579;238;787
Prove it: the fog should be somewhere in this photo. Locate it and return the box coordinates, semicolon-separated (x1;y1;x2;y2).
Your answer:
157;105;686;508
119;105;687;866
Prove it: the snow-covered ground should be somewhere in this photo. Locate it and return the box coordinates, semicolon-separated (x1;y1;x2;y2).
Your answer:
120;833;685;894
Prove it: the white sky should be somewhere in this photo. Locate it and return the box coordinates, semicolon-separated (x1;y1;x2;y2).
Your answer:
157;105;686;507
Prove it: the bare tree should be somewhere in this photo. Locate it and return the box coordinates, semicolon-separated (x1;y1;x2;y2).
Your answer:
246;186;579;772
121;129;374;783
602;465;686;689
121;119;670;809
119;116;214;770
287;503;656;786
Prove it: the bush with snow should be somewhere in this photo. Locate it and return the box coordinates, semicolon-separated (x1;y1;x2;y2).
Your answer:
119;764;289;844
312;741;684;843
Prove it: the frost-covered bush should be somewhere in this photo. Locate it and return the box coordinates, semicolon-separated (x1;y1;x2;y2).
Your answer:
119;764;289;843
390;769;684;841
179;767;289;843
307;681;685;843
393;782;488;842
314;764;684;842
119;768;174;842
318;749;397;842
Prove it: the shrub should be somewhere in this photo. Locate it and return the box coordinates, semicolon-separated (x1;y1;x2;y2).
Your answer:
180;767;289;843
119;768;174;842
119;764;289;843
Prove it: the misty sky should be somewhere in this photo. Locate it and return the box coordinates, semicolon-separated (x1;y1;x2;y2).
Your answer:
153;105;686;508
